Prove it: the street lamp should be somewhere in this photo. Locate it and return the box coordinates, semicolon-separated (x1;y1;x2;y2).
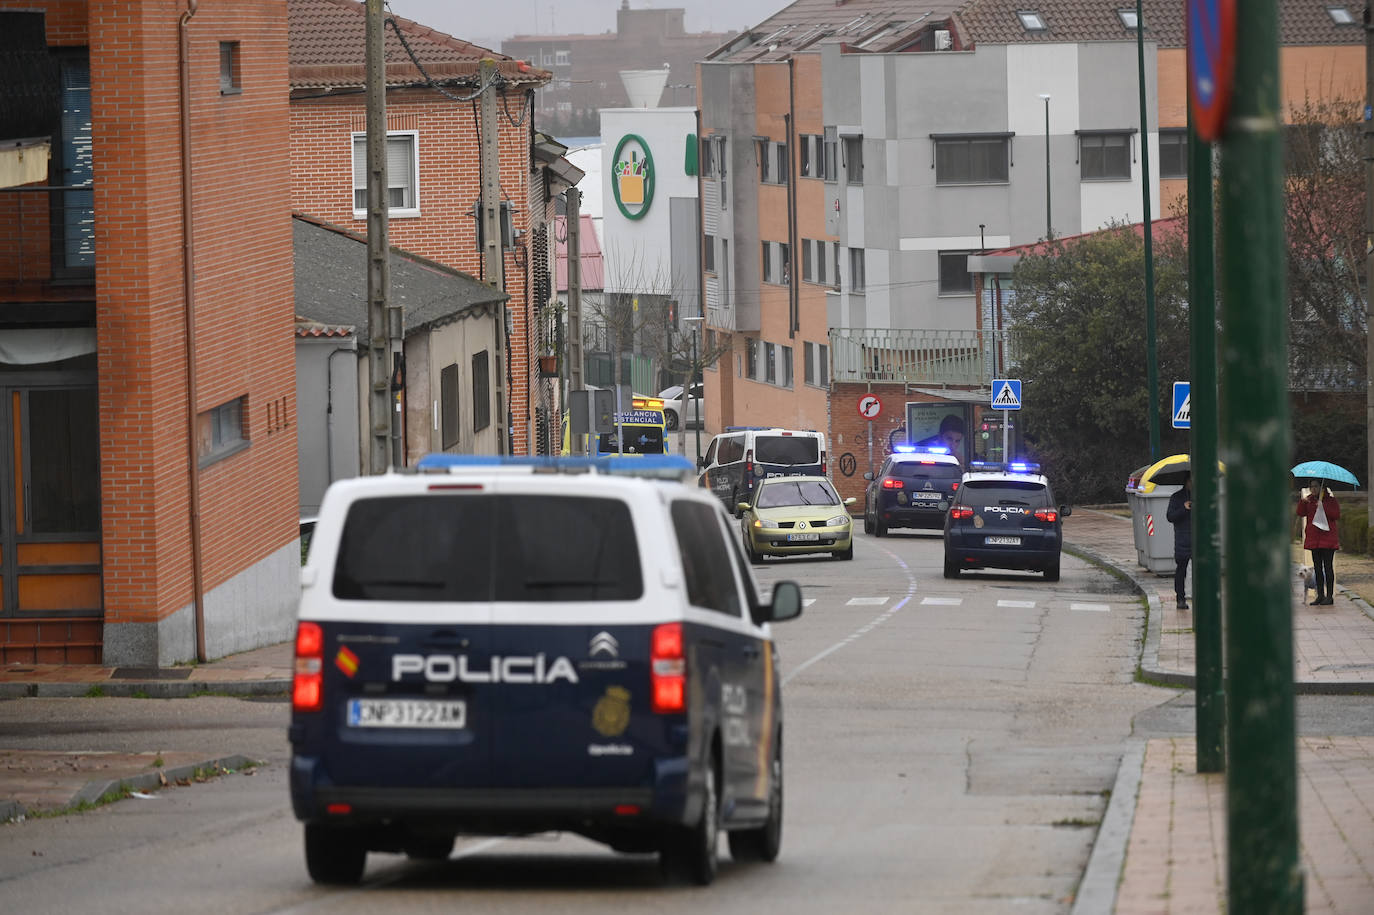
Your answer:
1038;93;1051;240
683;316;705;465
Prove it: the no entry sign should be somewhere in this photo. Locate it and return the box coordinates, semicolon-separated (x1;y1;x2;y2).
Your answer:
1188;0;1236;143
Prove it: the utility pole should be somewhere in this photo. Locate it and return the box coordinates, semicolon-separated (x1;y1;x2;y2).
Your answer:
1138;0;1161;462
479;58;508;454
364;0;392;473
567;186;583;393
1220;3;1301;910
1364;5;1373;532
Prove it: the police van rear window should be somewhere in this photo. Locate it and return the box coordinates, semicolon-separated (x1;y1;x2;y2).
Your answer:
332;495;643;602
755;435;819;465
961;480;1048;505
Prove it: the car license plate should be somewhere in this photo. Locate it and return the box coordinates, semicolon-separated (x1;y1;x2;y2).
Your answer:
787;532;820;542
911;492;942;501
347;699;467;729
985;535;1021;546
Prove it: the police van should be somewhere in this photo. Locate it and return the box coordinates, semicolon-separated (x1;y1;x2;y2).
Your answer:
697;427;827;516
288;454;803;886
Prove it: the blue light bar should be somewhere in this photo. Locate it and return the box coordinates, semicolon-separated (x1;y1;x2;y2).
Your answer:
892;444;918;453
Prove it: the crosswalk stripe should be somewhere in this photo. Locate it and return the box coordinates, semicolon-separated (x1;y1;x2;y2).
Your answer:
1071;602;1111;612
846;597;889;606
920;597;962;606
998;599;1036;608
803;598;817;607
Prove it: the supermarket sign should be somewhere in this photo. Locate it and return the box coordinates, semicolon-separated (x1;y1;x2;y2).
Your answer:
612;133;655;220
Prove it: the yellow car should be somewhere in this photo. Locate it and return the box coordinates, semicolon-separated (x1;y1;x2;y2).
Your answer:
738;475;856;563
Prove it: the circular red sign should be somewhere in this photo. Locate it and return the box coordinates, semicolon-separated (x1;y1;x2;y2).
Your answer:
1188;0;1237;143
858;395;882;420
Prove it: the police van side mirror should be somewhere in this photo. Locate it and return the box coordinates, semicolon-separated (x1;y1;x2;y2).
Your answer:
768;581;803;622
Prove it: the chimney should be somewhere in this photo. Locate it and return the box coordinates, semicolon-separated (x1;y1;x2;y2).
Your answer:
619;68;669;108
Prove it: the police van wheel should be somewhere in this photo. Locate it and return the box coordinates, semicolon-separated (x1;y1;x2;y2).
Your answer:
943;557;960;579
663;750;720;885
305;824;366;885
729;736;782;863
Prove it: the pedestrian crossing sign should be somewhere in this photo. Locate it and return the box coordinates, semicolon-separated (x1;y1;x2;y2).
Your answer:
991;379;1021;410
1172;382;1190;429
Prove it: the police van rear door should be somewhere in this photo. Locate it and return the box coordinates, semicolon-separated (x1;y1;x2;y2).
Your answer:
752;432;822;479
485;476;673;790
311;482;497;790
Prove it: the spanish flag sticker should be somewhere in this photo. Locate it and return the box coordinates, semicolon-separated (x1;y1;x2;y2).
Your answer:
335;645;359;678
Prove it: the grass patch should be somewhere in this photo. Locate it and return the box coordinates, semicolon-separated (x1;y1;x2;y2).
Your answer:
28;785;133;819
83;684;106;698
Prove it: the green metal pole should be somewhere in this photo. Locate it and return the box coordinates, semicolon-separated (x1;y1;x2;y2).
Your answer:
1219;2;1302;910
1138;0;1161;462
1187;102;1224;773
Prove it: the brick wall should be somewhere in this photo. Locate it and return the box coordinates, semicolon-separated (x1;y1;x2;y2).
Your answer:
289;89;537;454
91;0;297;628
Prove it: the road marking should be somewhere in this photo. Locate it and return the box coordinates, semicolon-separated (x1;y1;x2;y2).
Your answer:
803;598;817;607
1071;602;1111;612
920;597;962;606
998;599;1037;608
784;553;914;686
846;596;889;606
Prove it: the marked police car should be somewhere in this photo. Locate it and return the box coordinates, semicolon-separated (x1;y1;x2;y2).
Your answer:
289;454;802;887
943;461;1071;581
862;445;962;536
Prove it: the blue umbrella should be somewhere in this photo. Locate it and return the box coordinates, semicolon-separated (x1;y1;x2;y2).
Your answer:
1290;460;1360;488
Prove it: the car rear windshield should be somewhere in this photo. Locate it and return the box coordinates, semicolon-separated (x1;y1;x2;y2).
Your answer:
754;435;820;465
891;461;962;482
332;494;643;602
960;480;1049;507
757;479;840;509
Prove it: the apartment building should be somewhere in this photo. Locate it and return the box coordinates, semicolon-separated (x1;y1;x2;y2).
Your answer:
0;0;298;666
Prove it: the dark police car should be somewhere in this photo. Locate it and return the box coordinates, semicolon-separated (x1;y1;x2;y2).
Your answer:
862;445;962;536
943;461;1070;581
289;455;802;886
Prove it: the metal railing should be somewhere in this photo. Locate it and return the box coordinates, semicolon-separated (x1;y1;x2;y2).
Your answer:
828;327;1018;386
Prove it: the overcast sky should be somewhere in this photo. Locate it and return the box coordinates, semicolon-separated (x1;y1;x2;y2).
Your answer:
383;0;782;56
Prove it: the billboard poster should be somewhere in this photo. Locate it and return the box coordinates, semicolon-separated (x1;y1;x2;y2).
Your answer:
904;403;971;465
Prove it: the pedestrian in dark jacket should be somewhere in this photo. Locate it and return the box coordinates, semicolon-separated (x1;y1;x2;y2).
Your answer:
1166;472;1192;610
1297;482;1340;605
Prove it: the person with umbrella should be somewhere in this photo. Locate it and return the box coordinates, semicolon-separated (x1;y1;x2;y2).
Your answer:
1296;479;1340;605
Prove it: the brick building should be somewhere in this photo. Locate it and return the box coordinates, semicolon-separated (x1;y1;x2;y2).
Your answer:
0;0;299;665
287;0;556;460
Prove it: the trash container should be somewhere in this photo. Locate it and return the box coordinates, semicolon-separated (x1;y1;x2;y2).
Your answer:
1125;463;1152;567
1126;454;1192;575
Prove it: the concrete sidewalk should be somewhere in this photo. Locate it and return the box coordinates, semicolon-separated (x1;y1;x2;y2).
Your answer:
1065;508;1374;914
2;508;1373;914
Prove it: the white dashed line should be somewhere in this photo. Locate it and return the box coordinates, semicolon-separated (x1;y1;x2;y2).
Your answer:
920;597;962;606
1071;602;1111;612
846;596;889;606
998;599;1037;608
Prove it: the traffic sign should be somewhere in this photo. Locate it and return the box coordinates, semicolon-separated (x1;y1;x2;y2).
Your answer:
1172;382;1191;429
991;379;1021;411
858;394;882;419
1188;0;1236;143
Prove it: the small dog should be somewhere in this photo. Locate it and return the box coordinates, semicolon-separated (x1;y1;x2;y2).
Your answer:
1297;565;1317;603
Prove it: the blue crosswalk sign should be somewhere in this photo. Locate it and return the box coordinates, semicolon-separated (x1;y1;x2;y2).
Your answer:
991;379;1021;410
1172;382;1191;429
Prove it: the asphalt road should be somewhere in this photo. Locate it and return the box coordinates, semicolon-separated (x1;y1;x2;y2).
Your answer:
0;527;1308;912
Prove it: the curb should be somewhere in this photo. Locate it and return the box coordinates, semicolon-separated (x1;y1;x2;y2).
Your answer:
0;679;291;700
1070;741;1145;915
2;754;258;823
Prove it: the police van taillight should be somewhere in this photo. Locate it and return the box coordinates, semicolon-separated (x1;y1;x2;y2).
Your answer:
293;622;324;712
651;622;686;713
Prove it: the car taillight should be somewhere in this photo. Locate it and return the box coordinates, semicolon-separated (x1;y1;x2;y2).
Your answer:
293;622;324;713
821;451;827;475
881;478;903;489
651;622;686;714
744;449;754;477
950;506;974;519
951;481;959;491
1034;508;1059;522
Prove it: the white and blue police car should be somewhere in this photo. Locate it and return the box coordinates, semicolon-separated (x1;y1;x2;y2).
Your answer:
289;454;802;886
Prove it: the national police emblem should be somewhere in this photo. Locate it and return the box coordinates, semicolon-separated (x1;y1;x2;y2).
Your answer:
592;686;632;737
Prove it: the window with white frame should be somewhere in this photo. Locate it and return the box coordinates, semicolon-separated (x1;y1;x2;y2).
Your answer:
1079;130;1133;180
758;138;770;183
745;337;758;378
764;342;776;384
197;395;247;465
801;238;829;285
832;242;841;288
762;240;789;285
823;127;837;181
849;247;865;292
352;131;419;216
781;344;793;387
554;49;570;65
703;233;716;273
775;142;788;184
938;251;974;295
219;41;240;94
800;134;824;177
933;133;1011;184
803;341;828;387
701;137;715;176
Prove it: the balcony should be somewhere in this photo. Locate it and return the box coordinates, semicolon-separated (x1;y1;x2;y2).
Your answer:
0;184;95;300
829;327;1017;387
